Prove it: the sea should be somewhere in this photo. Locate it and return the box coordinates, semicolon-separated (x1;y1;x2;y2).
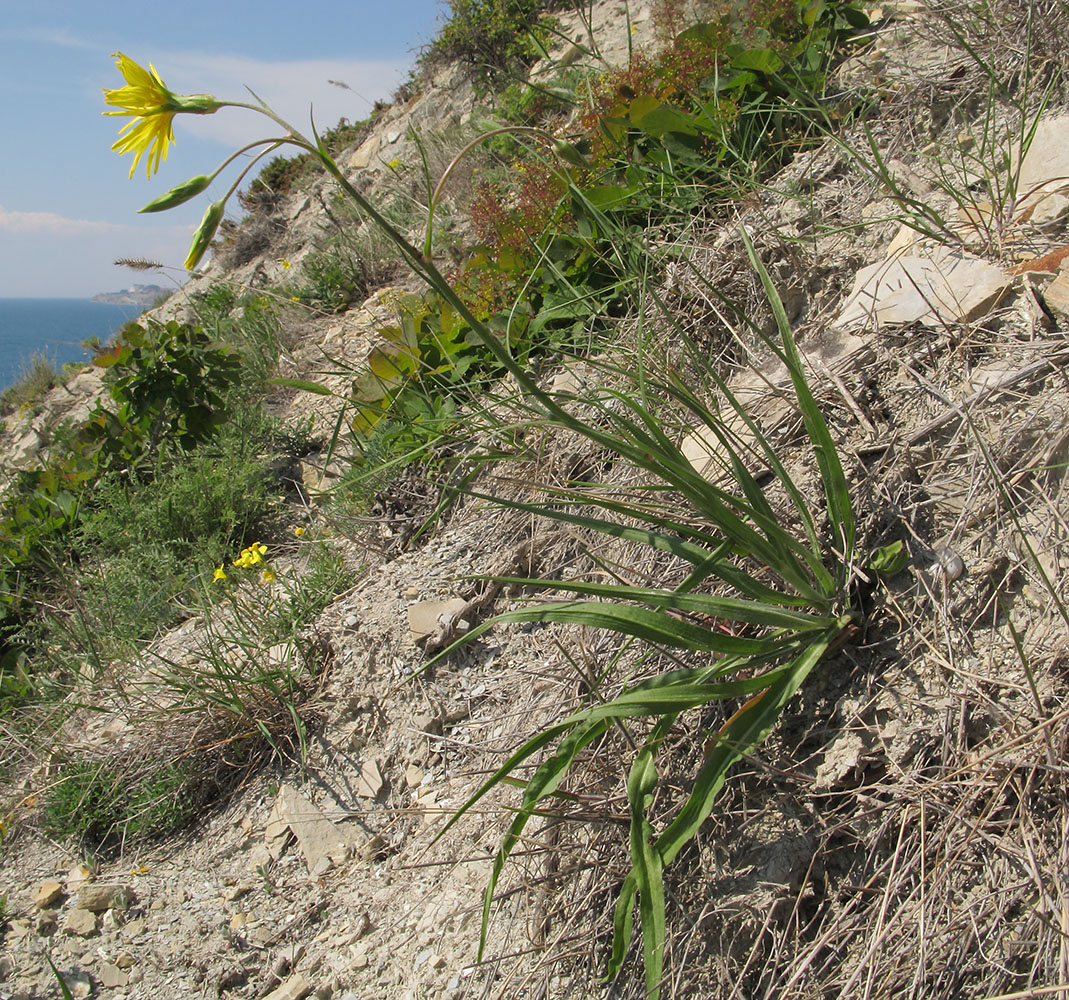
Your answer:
0;299;146;394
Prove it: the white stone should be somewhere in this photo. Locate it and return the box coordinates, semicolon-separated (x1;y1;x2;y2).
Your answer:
407;598;468;640
835;247;1011;330
265;784;365;874
262;972;312;1000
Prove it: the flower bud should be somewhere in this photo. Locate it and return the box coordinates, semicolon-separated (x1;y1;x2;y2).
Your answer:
184;201;225;270
552;140;590;169
139;175;212;213
173;94;224;115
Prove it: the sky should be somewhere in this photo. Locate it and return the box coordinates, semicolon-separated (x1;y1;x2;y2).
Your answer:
0;0;446;298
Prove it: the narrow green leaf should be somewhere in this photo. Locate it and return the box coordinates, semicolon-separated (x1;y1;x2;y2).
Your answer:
740;230;855;575
656;619;848;867
490;601;788;655
628;745;666;999
267;377;333;395
479;719;608;958
495;578;831;631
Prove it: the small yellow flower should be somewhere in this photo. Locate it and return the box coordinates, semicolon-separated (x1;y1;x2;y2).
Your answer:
103;52;222;178
293;526;305;537
261;568;277;584
213;565;227;582
281;259;291;270
386;158;402;169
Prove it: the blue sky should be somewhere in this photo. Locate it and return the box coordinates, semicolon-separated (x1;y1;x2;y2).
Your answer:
0;0;445;297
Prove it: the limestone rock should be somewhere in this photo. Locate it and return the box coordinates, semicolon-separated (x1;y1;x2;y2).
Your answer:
100;962;129;988
263;972;312;1000
356;758;384;800
78;884;131;913
407;598;468;641
33;880;64;908
66;865;93;892
835;247;1011;330
265;784;366;874
64;908;98;937
62;969;93;998
1043;259;1069;317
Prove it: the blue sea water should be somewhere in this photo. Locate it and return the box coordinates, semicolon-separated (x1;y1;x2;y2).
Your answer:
0;299;145;393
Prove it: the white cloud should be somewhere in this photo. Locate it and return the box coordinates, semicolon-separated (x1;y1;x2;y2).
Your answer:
0;205;130;235
0;25;97;49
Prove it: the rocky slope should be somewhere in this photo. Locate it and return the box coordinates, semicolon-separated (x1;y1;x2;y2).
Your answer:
2;2;1069;999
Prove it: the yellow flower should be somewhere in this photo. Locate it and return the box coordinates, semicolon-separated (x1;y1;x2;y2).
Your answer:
232;542;268;569
261;568;277;585
213;564;227;582
281;259;291;270
293;526;305;537
103;52;222;178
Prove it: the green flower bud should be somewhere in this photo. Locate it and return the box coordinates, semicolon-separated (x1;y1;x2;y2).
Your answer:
139;175;212;213
173;94;224;114
184;201;225;270
552;140;590;169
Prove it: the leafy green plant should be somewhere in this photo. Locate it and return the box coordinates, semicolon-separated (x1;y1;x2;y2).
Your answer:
286;245;371;313
788;0;1061;259
429;237;856;996
89;319;243;462
147;540;347;764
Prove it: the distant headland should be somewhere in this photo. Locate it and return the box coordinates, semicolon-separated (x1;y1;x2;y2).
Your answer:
91;284;169;307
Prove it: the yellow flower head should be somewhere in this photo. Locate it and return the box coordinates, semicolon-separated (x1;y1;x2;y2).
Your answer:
293;526;305;537
261;568;277;585
103;53;222;178
213;564;227;582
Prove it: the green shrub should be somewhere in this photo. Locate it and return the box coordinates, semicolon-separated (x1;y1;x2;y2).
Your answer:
43;758;197;846
423;0;556;91
0;355;61;414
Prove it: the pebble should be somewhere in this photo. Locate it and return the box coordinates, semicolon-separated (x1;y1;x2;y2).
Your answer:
65;970;92;998
78;881;130;911
66;865;93;892
936;547;965;582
